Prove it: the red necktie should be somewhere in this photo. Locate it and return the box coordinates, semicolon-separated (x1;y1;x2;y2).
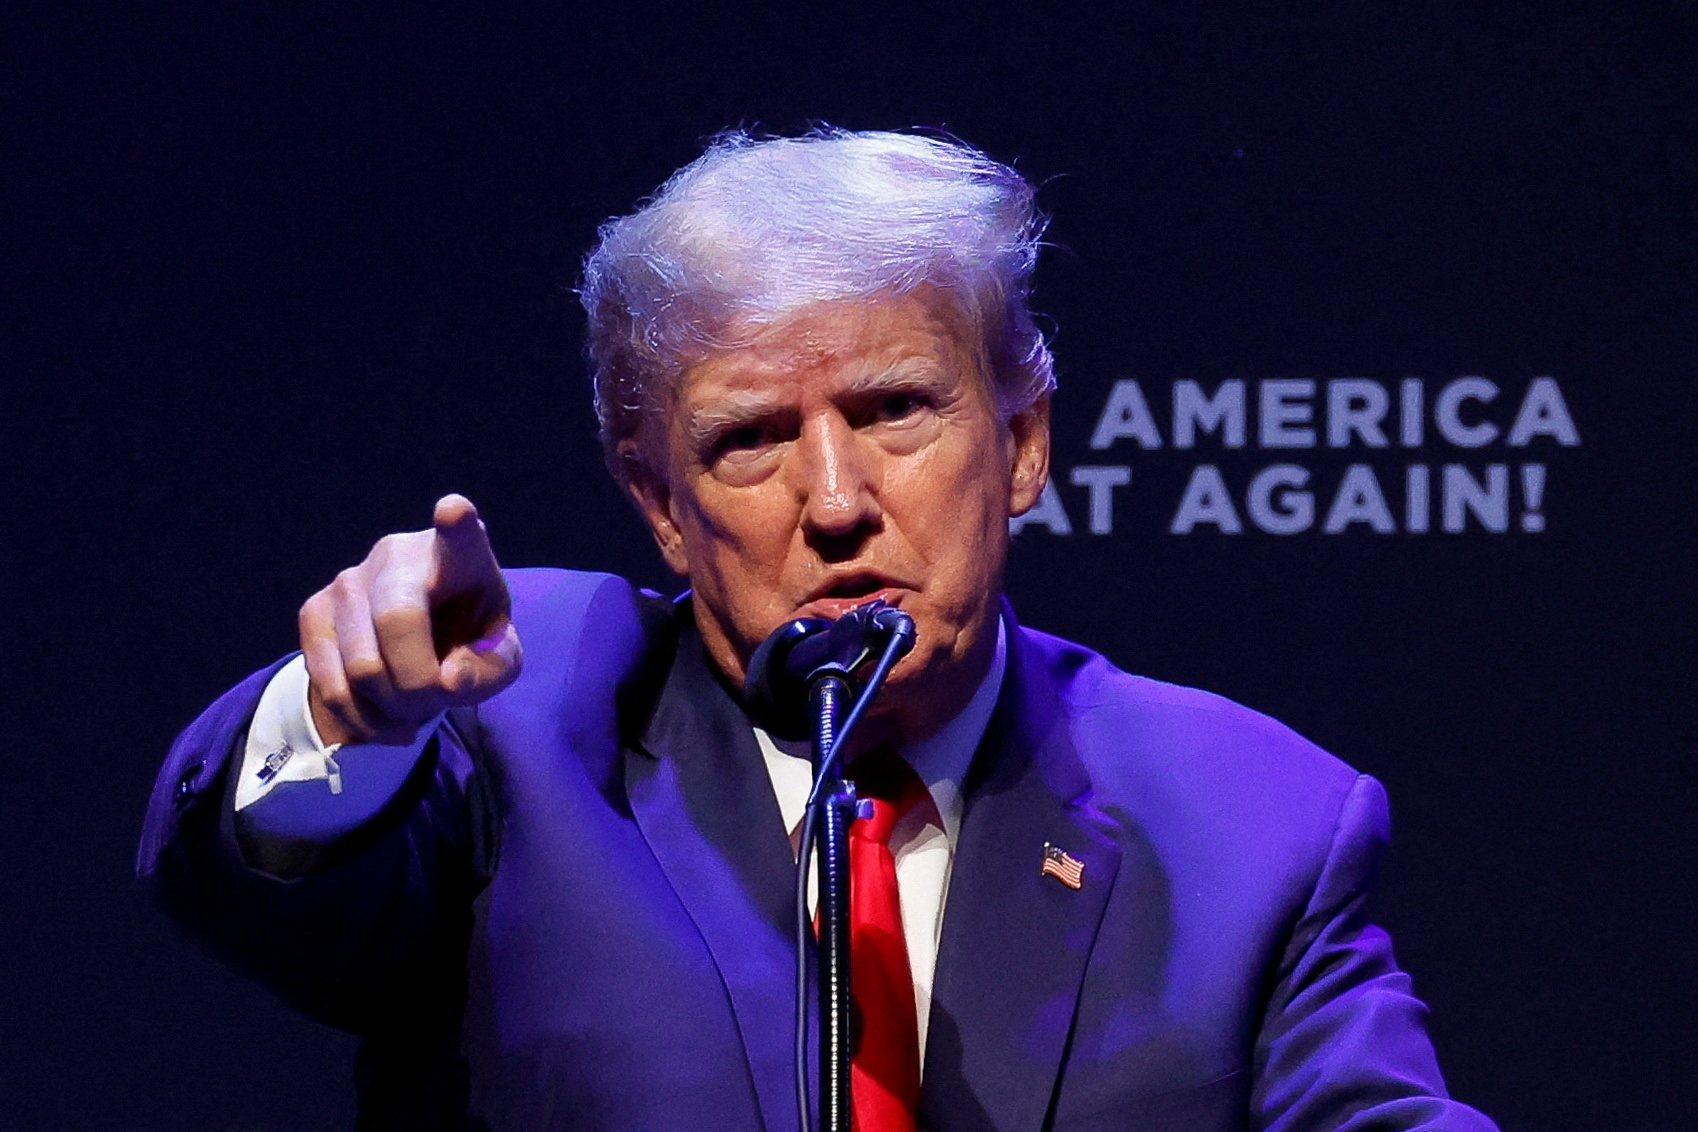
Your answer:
843;748;929;1132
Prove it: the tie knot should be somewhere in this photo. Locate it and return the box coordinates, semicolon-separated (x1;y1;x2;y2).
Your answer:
845;746;929;845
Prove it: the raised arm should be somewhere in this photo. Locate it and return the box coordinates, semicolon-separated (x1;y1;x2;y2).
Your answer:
137;496;521;1031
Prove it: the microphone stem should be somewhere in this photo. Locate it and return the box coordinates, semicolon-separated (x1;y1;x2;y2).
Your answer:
808;672;857;1132
809;674;852;770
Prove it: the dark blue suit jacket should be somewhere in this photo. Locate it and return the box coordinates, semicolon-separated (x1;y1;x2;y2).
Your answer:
139;569;1496;1131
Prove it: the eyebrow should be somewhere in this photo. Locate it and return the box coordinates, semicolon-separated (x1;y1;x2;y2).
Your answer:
680;358;954;448
682;391;792;449
837;358;951;397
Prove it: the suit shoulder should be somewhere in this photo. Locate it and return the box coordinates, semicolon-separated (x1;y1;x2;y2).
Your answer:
503;568;672;650
483;568;675;739
1015;626;1367;834
503;566;654;619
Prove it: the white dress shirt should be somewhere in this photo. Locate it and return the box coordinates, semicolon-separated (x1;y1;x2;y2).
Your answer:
236;620;1008;1062
754;620;1004;1057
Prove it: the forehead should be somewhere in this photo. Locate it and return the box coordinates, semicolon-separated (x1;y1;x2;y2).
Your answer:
675;292;980;403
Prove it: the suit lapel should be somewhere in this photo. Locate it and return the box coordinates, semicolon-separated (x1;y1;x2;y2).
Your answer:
624;618;802;1132
921;617;1124;1132
620;604;1123;1132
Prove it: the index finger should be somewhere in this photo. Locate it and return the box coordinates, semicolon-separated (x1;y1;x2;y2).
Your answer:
431;493;502;593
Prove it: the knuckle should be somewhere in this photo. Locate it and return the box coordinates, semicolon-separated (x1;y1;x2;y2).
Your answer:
320;691;358;725
316;686;350;717
376;529;427;560
300;582;340;619
371;602;422;635
300;642;331;677
329;568;364;601
390;667;439;698
343;654;387;687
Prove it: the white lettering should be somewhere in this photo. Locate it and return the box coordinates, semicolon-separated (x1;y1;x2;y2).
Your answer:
1435;377;1500;447
1259;380;1316;448
1088;380;1163;450
1170;465;1243;534
1507;377;1580;446
1521;463;1547;532
1406;464;1431;533
1327;380;1391;448
1172;380;1246;449
1400;379;1423;447
1070;466;1133;534
1009;478;1073;535
1322;465;1396;533
1247;465;1313;534
1442;464;1509;532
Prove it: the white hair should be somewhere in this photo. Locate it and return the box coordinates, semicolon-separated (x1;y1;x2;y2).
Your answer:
579;127;1054;483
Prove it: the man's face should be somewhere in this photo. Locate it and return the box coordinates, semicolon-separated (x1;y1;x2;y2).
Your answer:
626;290;1050;742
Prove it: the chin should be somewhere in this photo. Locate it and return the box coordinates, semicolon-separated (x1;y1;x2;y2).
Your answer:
891;626;975;697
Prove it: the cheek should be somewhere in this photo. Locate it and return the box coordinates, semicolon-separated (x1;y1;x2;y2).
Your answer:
678;477;762;545
896;441;1011;541
891;467;1010;617
679;487;796;595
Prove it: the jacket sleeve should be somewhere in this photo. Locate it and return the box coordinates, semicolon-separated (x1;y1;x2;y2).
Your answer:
1250;773;1499;1132
135;659;496;1034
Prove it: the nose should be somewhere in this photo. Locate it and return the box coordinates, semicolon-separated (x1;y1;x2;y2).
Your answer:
795;412;881;547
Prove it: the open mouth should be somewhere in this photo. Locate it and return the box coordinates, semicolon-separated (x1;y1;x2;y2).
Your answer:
799;572;909;619
822;575;887;600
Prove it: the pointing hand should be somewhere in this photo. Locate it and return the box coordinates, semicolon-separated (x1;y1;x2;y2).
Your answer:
297;495;523;746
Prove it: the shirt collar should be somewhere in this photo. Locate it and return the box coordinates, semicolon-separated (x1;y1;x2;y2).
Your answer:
755;616;1007;844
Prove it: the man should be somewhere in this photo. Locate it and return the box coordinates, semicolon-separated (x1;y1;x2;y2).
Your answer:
140;129;1497;1130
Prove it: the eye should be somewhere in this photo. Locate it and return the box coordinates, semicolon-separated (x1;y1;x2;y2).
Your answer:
707;422;785;469
719;425;769;453
874;392;928;423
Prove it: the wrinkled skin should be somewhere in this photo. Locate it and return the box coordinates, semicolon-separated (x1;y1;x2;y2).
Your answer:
624;289;1050;747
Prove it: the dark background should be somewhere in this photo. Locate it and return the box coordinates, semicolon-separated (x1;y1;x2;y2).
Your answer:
4;3;1693;1129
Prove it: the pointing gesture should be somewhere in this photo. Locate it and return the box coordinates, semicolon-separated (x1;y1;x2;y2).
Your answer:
299;494;523;747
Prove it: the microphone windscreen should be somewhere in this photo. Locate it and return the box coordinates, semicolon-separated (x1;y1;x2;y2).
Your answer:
743;616;831;741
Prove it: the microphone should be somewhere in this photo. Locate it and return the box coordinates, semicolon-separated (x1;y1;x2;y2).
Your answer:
744;600;916;741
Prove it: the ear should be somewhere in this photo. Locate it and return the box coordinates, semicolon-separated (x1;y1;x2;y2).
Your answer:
1005;394;1052;517
619;440;692;577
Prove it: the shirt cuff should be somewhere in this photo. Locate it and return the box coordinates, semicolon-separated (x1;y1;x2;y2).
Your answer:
233;655;342;812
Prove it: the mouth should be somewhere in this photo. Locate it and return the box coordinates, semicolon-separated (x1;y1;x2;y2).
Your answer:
797;572;911;620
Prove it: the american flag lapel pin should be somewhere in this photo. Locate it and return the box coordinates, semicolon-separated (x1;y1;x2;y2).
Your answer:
1041;842;1085;890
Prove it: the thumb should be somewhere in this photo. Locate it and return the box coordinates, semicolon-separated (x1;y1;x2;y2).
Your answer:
441;619;524;704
